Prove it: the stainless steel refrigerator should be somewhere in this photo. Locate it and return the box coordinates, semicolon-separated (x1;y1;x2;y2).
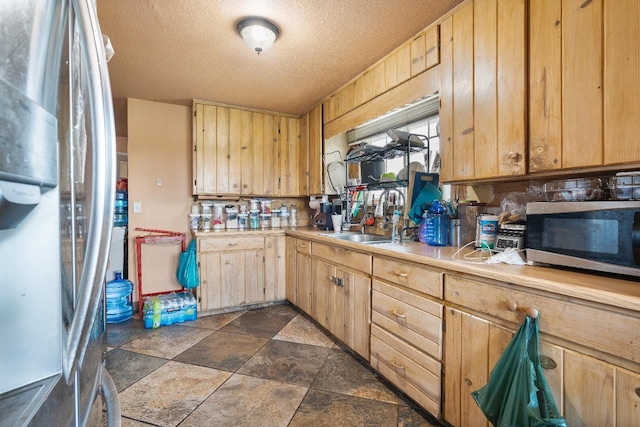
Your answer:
0;0;120;425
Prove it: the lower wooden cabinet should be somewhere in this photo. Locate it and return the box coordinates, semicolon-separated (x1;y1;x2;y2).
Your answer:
443;274;640;427
311;257;371;359
196;234;285;312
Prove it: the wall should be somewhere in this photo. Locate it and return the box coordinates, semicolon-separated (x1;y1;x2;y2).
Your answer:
127;98;193;303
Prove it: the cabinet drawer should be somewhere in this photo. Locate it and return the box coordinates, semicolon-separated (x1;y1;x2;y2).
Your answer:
373;257;443;298
372;280;443;360
312;242;372;274
445;274;640;365
295;239;311;254
371;324;441;417
199;236;264;252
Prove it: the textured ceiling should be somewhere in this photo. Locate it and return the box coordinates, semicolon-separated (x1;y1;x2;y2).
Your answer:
97;0;463;116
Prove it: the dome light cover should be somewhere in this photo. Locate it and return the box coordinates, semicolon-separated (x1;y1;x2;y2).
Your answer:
237;17;279;55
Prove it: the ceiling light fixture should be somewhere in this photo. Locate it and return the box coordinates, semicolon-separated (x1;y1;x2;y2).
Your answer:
237;17;279;55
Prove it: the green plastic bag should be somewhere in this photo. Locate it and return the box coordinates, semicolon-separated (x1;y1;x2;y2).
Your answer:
176;239;199;289
472;316;568;427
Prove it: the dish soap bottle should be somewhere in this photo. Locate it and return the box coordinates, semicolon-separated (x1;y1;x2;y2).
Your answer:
426;200;449;246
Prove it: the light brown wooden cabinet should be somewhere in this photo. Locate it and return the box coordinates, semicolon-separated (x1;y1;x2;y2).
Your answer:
303;104;323;195
286;237;313;314
193;101;304;196
310;242;372;359
196;234;285;313
529;0;640;172
370;256;444;418
443;273;640;426
439;0;526;182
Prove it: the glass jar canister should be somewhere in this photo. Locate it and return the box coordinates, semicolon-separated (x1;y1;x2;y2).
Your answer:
212;203;225;230
249;210;260;229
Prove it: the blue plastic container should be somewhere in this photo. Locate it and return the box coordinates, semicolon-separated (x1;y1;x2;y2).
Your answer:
143;291;197;329
105;271;133;323
114;190;128;226
425;200;449;246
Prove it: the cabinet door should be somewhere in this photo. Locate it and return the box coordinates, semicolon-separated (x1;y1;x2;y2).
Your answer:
440;0;526;182
307;104;323;195
444;308;490;427
194;103;230;195
604;0;640;165
529;0;605;171
279;116;304;196
198;251;222;311
264;235;285;301
285;236;297;304
296;252;312;315
340;267;371;360
439;2;474;182
564;350;614;426
220;249;265;307
616;367;640;426
238;109;254;194
251;112;279;196
311;258;335;330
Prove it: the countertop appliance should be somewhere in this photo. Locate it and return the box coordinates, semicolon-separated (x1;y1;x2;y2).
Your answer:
494;222;527;252
526;201;640;278
0;1;120;425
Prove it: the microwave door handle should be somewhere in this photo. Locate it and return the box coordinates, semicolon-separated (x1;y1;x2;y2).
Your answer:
63;0;116;381
633;212;640;265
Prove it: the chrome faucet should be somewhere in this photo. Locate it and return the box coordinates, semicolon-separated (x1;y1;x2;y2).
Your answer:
379;188;406;240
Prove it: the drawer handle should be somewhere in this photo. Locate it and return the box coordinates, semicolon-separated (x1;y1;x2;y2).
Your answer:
393;271;408;278
228;243;238;247
391;310;406;319
328;275;343;287
390;361;406;373
506;301;539;319
299;244;306;248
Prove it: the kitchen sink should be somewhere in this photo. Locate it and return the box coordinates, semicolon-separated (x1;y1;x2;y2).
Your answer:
320;233;394;244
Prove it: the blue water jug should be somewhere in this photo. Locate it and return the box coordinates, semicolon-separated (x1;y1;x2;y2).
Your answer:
425;200;449;246
114;191;128;227
105;271;133;323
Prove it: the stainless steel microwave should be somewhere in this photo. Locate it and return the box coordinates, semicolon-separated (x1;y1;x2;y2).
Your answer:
526;201;640;278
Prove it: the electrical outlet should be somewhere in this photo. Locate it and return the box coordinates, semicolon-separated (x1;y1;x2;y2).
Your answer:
133;202;142;213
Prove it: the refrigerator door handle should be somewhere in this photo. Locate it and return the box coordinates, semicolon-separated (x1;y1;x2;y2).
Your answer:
101;365;122;427
63;0;116;381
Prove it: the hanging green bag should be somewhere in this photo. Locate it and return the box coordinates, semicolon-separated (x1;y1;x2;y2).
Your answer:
176;239;199;289
472;316;568;427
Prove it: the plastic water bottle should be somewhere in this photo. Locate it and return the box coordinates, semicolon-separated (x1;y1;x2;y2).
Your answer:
418;211;429;244
105;271;133;323
426;200;449;246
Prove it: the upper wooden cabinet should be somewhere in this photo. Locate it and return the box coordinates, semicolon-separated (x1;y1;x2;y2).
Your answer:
193;101;305;197
440;0;527;182
323;22;440;124
529;0;640;172
303;104;323;195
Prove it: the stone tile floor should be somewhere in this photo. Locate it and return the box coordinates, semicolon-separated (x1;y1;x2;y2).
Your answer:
106;303;443;426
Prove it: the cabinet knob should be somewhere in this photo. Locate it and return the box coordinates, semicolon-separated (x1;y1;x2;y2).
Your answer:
267;243;272;248
506;300;538;318
225;260;231;265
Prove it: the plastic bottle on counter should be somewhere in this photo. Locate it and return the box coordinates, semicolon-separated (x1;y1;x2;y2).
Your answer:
425;200;449;246
418;211;429;244
290;204;298;227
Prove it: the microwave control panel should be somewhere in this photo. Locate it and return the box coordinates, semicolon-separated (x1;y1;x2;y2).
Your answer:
494;223;526;252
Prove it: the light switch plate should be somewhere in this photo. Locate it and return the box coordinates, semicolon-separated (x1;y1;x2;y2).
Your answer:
133;202;142;213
